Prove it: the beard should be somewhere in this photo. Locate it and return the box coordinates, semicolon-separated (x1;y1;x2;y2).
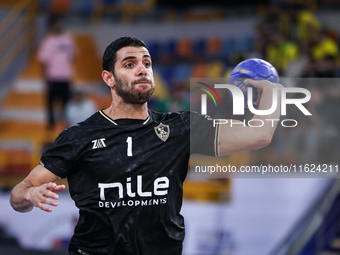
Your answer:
114;76;155;105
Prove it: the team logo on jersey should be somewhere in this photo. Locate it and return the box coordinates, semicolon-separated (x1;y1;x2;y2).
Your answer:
154;123;170;142
92;138;106;149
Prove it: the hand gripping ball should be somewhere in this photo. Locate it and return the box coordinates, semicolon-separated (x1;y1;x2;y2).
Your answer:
228;58;279;109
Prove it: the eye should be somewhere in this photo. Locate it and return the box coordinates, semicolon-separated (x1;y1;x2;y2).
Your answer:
125;63;134;68
144;61;151;68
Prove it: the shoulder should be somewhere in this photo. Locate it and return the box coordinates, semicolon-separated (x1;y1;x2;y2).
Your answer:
51;112;106;146
149;110;209;131
151;110;208;120
149;110;197;121
64;111;103;132
149;110;195;125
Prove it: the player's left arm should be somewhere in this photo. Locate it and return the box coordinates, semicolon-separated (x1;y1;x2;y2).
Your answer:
218;79;283;155
10;165;65;213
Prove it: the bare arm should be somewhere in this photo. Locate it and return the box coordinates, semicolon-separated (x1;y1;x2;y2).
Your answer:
10;165;65;213
219;79;282;155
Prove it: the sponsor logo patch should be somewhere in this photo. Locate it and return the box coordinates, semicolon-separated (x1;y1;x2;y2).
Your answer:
92;138;106;149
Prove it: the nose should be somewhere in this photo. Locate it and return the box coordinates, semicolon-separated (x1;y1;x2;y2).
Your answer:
136;62;147;76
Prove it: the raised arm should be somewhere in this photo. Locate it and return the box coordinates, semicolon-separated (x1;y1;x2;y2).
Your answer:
10;165;65;213
219;79;282;155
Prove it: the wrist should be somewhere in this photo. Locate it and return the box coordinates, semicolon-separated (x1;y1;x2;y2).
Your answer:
22;185;35;211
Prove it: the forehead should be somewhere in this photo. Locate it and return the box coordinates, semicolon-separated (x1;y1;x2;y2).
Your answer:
116;46;150;61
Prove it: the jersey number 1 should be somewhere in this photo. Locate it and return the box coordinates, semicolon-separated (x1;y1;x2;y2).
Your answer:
126;137;132;157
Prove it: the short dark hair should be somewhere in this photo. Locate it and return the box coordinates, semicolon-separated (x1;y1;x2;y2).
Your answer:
102;37;147;74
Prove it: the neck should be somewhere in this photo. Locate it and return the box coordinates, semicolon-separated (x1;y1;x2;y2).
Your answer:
103;101;149;120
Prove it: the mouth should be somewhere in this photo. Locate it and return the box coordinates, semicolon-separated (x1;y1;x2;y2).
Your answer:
134;82;150;87
133;79;152;88
135;81;150;85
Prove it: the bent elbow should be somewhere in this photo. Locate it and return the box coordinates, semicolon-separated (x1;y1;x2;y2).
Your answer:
9;198;32;213
9;189;32;213
9;196;19;212
9;195;21;212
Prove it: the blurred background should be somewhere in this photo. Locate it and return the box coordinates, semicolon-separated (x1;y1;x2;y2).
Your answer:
0;0;340;254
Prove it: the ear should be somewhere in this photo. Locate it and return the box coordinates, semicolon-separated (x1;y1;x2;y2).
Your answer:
102;70;115;89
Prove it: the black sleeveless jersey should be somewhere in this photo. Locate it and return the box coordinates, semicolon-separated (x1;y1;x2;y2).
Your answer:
40;110;220;255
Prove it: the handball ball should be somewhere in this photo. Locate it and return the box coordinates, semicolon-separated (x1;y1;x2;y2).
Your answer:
228;58;279;109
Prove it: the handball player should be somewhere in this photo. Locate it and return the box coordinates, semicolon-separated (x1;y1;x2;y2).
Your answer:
10;37;282;255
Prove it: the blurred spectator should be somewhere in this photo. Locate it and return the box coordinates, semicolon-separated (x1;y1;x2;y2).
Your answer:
65;88;97;126
283;53;309;78
311;29;339;62
37;15;77;128
266;31;299;74
315;55;340;78
262;3;291;40
253;23;267;58
294;8;321;45
301;57;317;78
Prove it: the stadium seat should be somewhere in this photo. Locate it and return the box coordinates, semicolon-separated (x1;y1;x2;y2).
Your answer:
173;63;192;84
191;61;207;78
176;38;193;59
206;36;222;58
221;37;236;58
71;0;93;14
158;39;177;61
39;0;50;10
145;40;160;61
50;0;71;13
192;38;206;58
132;0;146;4
237;35;254;53
152;69;170;100
103;0;124;4
158;65;175;88
206;61;224;78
